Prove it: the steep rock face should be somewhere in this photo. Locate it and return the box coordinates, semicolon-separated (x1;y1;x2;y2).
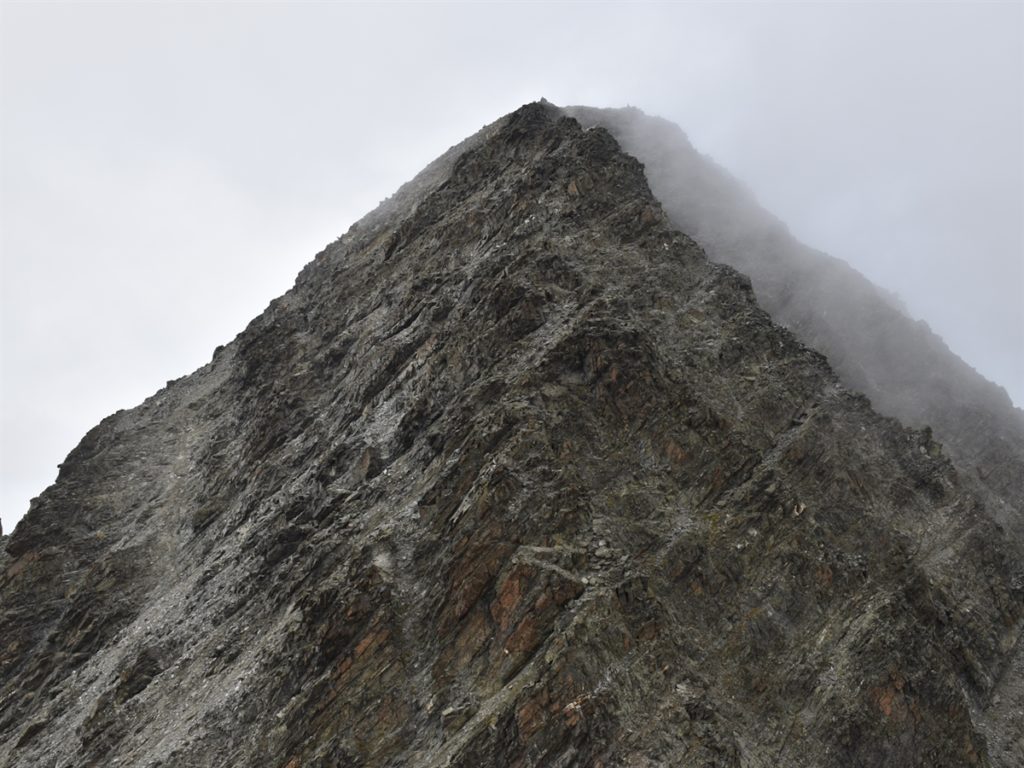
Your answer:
1;103;1022;767
563;107;1024;760
564;105;1024;534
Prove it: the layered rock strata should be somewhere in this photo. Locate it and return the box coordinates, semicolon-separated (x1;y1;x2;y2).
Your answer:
1;103;1021;767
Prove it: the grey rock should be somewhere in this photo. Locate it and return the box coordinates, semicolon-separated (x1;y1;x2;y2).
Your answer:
0;102;1021;767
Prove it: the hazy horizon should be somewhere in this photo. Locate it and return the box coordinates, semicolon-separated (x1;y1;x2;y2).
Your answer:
2;2;1021;534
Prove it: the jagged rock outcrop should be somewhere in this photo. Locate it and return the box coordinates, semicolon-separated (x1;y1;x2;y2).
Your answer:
1;102;1022;767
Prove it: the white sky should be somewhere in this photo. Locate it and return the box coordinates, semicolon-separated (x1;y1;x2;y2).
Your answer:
1;2;1021;533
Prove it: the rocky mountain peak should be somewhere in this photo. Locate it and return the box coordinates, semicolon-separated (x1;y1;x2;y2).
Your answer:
1;102;1022;767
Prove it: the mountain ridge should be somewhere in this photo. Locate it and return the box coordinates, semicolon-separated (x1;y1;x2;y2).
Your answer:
564;105;1024;535
1;102;1021;766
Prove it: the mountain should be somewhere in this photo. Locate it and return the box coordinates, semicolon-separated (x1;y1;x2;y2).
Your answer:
1;102;1021;767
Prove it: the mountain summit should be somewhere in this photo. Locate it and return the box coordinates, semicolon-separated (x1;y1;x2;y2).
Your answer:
1;102;1021;767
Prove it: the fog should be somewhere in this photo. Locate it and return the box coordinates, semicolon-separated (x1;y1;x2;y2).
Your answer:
1;2;1021;534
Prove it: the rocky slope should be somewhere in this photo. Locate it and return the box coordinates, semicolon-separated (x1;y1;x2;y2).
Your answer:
564;105;1024;535
1;102;1022;767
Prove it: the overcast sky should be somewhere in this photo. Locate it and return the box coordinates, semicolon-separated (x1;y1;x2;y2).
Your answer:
1;2;1021;534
